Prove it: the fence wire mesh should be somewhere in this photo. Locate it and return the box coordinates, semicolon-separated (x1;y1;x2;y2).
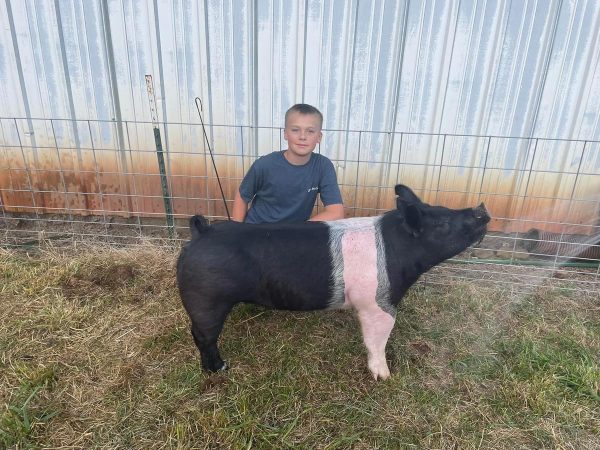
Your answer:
1;117;599;293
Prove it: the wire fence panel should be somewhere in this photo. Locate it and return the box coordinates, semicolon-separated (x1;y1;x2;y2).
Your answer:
1;118;599;293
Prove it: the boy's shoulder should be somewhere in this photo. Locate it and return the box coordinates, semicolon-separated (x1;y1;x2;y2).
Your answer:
308;152;335;169
253;151;333;169
254;151;284;167
312;152;333;164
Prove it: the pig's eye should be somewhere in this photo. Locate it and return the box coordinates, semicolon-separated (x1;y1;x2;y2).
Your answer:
435;221;450;234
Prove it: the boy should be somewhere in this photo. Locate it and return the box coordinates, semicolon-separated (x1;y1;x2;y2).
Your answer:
232;104;344;223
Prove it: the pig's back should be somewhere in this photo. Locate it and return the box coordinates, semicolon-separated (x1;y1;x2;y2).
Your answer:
181;220;336;310
179;217;394;314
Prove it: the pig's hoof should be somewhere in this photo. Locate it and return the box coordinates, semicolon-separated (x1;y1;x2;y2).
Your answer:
369;362;391;381
373;371;390;381
371;370;391;381
203;360;229;373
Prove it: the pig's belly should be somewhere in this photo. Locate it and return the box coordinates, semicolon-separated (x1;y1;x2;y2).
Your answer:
327;217;393;316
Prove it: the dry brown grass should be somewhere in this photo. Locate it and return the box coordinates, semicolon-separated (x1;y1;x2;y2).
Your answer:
1;243;599;448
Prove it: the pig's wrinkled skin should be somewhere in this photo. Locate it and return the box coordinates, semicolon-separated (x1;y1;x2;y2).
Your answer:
177;185;490;380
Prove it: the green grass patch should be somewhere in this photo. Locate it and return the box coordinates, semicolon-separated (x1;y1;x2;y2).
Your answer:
0;245;598;448
0;365;58;448
499;333;599;402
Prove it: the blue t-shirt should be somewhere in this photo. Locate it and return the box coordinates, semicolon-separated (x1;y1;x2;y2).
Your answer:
239;151;343;224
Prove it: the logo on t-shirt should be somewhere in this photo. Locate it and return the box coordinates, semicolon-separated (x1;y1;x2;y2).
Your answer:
307;186;319;193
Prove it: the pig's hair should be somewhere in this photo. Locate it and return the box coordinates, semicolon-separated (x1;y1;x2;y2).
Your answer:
189;215;210;239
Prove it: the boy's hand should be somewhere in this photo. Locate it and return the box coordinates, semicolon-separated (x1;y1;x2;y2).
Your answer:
309;204;344;222
232;191;248;222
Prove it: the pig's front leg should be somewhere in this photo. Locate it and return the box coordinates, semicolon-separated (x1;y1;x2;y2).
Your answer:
356;308;395;380
339;225;395;380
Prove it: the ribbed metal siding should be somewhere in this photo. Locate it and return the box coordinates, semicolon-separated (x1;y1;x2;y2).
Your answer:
1;0;599;231
3;1;599;136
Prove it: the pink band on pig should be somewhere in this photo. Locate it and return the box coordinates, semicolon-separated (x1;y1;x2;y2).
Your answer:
342;227;379;309
326;217;394;316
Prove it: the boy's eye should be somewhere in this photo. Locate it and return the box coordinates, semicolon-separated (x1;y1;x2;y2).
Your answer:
288;128;318;134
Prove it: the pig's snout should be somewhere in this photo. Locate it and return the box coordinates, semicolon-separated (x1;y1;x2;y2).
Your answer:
474;203;490;223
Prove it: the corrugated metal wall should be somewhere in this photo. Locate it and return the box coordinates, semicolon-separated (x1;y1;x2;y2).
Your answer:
1;0;599;233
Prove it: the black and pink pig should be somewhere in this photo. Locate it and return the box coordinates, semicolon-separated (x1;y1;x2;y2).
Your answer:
177;185;490;380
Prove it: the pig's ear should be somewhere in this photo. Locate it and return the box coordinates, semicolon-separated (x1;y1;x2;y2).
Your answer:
397;202;423;236
395;185;422;205
405;204;423;236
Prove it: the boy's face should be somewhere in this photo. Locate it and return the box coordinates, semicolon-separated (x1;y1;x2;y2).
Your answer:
284;112;322;160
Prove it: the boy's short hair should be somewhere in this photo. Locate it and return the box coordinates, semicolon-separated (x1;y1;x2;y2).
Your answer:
285;104;323;129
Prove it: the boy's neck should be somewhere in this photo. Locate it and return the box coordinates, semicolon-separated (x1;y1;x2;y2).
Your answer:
283;150;312;165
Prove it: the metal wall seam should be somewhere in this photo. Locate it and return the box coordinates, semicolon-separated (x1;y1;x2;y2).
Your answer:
5;0;37;164
341;0;360;170
100;0;132;215
54;0;81;165
573;5;600;142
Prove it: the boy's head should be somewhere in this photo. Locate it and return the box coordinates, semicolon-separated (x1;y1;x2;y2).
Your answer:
283;104;323;163
284;104;323;130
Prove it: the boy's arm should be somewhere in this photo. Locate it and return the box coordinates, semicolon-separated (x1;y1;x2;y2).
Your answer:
311;157;344;221
232;190;249;222
309;203;344;222
234;159;260;222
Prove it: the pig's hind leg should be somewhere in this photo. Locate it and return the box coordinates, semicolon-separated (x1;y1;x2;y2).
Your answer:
186;299;233;372
356;308;395;380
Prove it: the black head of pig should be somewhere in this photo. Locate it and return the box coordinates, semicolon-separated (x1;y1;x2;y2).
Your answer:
387;184;490;270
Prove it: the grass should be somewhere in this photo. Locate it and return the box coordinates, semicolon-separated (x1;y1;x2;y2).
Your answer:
0;244;598;449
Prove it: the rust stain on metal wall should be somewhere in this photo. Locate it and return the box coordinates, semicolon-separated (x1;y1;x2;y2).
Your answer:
2;152;599;235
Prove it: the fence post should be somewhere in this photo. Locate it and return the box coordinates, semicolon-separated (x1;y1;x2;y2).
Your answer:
145;75;174;239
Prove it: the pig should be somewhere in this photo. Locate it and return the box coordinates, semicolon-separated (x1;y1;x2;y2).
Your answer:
177;184;490;380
